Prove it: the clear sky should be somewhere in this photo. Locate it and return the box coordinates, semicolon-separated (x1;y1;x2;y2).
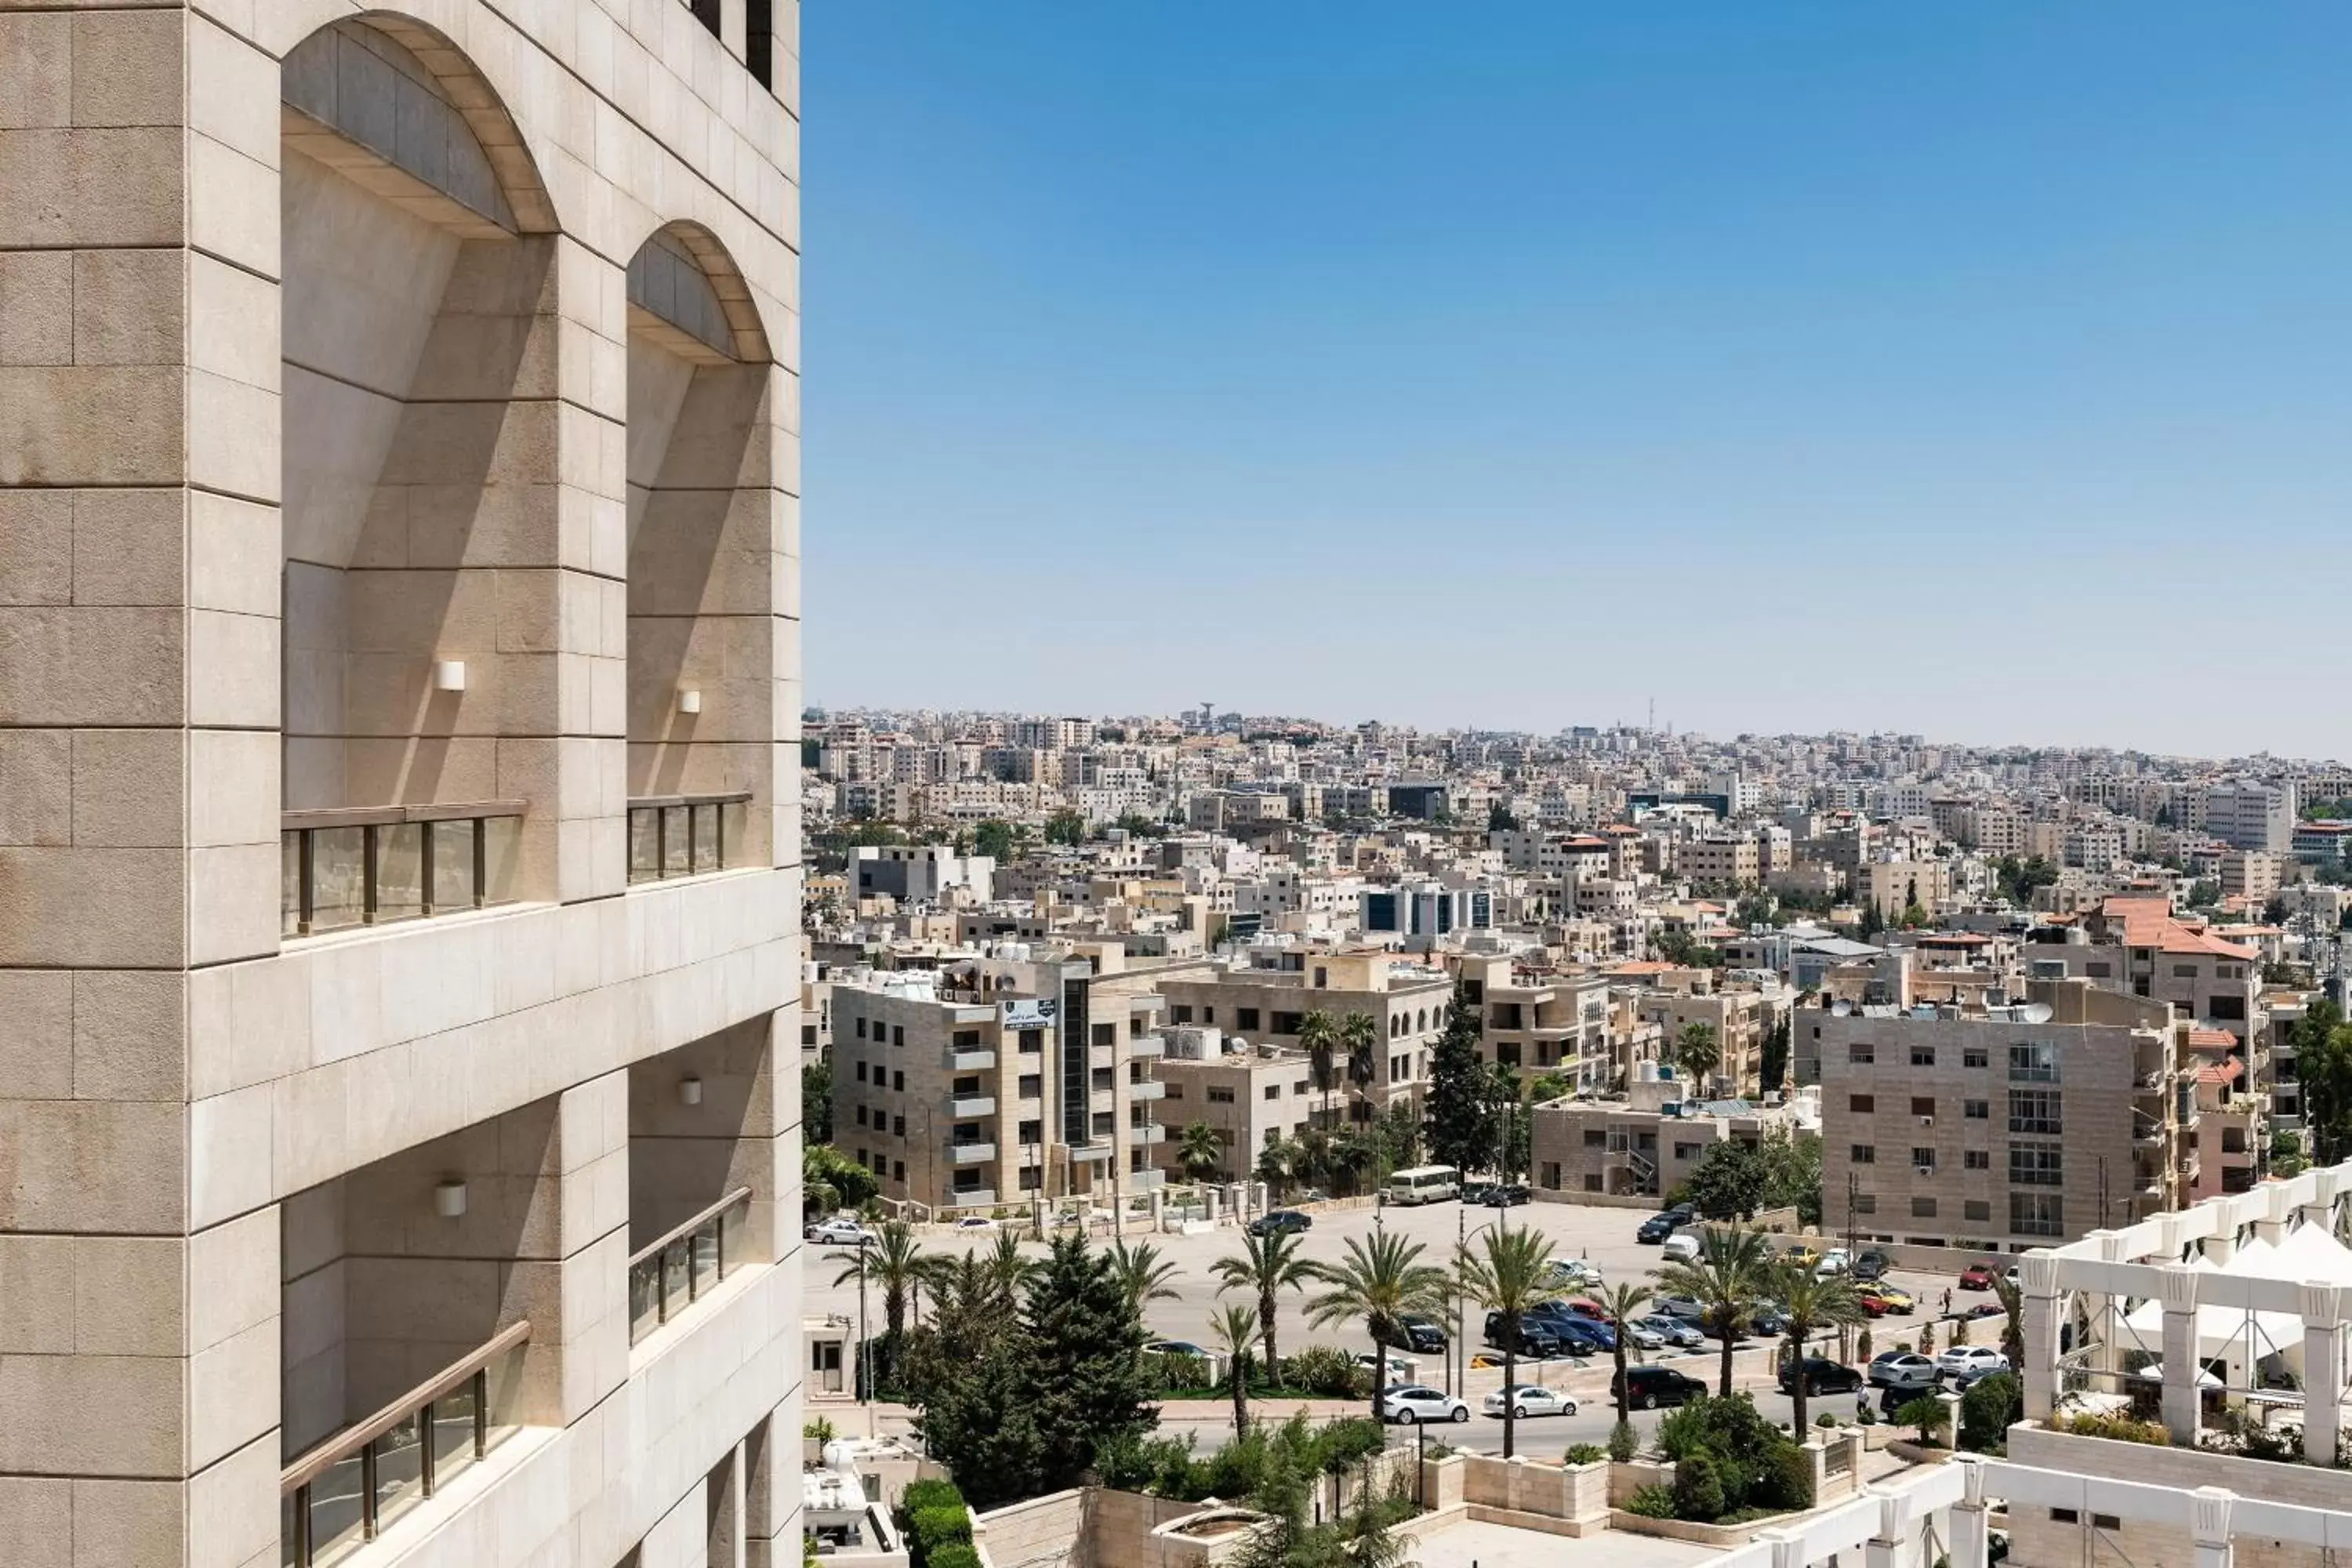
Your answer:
801;4;2352;760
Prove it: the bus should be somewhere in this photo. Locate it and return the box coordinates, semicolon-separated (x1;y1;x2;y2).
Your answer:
1385;1165;1461;1206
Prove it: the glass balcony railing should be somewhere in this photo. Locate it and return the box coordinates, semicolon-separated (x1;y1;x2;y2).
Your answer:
281;1322;530;1567
626;792;751;884
281;803;524;938
626;1186;752;1344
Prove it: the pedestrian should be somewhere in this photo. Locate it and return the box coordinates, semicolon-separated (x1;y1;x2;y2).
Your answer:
1941;1288;1951;1315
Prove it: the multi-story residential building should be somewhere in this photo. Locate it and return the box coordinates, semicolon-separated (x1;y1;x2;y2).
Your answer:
1530;1072;1817;1200
1453;956;1615;1087
2292;818;2352;868
829;950;1174;1210
2023;895;2262;1040
2205;778;2297;851
1680;833;1762;888
849;844;996;905
2218;848;2291;903
1149;1029;1326;1181
1628;982;1785;1099
1156;949;1453;1127
1820;980;2180;1251
1853;857;1952;919
0;6;807;1566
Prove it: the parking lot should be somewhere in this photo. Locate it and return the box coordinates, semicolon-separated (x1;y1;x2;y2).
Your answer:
803;1195;2007;1456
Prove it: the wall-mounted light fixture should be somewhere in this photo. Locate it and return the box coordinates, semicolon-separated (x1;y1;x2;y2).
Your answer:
433;660;468;692
679;1076;704;1107
678;689;702;715
434;1178;470;1218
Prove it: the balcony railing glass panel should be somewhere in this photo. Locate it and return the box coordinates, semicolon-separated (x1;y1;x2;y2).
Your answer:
281;804;525;938
626;1187;753;1344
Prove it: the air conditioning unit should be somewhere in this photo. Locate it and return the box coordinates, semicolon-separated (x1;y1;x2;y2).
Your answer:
1918;1116;1934;1127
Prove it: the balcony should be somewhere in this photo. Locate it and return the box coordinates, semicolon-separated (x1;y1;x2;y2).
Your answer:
626;791;750;884
281;1322;531;1566
949;1048;996;1071
1128;1080;1167;1101
281;801;523;938
626;1187;752;1345
949;1142;996;1165
949;1188;998;1208
948;1095;996;1118
1132;1123;1166;1145
1128;1034;1167;1059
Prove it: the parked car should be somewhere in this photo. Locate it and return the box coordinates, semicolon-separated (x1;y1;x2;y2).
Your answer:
1485;1313;1570;1359
1401;1319;1450;1353
1621;1319;1666;1352
1615;1365;1709;1410
1966;1301;2005;1320
953;1214;996;1230
1637;1213;1682;1244
1861;1285;1916;1316
1815;1248;1852;1276
1662;1233;1703;1263
1484;1384;1577;1419
1458;1182;1496;1206
1552;1316;1617;1354
1867;1352;1940;1390
1958;1261;1998;1291
1948;1363;2010;1392
1851;1250;1892;1283
1778;1357;1865;1396
1248;1210;1312;1237
1936;1347;2010;1380
1356;1352;1416;1381
1854;1291;1893;1319
1546;1258;1606;1288
1468;1351;1510;1370
1638;1314;1706;1350
1653;1294;1708;1323
1149;1340;1210;1359
1745;1305;1790;1338
1379;1385;1469;1425
1482;1183;1532;1208
806;1218;876;1246
1782;1242;1821;1267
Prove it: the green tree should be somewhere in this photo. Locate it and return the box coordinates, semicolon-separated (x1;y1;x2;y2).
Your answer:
1673;1022;1722;1093
1755;1127;1824;1226
1895;1394;1949;1446
1423;980;1491;1174
1652;1225;1773;1396
1772;1264;1865;1432
973;819;1016;861
1488;803;1521;833
1959;1371;2021;1454
803;1142;877;1214
2272;1127;2309;1178
1299;1010;1341;1130
1304;1229;1453;1421
2187;878;2222;909
1107;1239;1182;1316
1211;1229;1317;1385
2292;1000;2352;1164
983;1232;1044;1303
1455;1223;1566;1458
1341;1010;1380;1120
1020;1236;1160;1497
1207;1301;1261;1439
828;1219;931;1346
1680;1141;1767;1221
1759;1011;1791;1094
1176;1120;1227;1182
1857;904;1886;941
802;1056;833;1144
1044;808;1087;846
1733;891;1778;929
1256;1134;1302;1200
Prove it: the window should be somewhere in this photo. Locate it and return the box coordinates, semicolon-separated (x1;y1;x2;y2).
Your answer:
892;1025;904;1048
2085;962;2111;979
2009;1143;2063;1187
1091;1111;1115;1136
1271;1012;1302;1035
1963;1047;1988;1069
1171;1004;1193;1023
891;1070;903;1092
2012;1191;2063;1236
855;1018;867;1040
1201;1007;1215;1025
1965;1150;1989;1171
1911;1148;1936;1172
892;1160;905;1181
1018;1073;1042;1098
1911;1196;1936;1218
1018;1029;1044;1054
1849;1044;1875;1064
1910;1047;1936;1068
953;1076;980;1096
1091;1068;1114;1092
1584;1130;1607;1148
1315;967;1329;989
1910;1097;1936;1118
1849;1094;1875;1114
1964;1100;1988;1120
2009;1089;2062;1136
2092;1515;2121;1532
1853;1193;1877;1214
1965;1199;1991;1221
953;1029;981;1047
855;1106;868;1127
891;1116;905;1137
1092;1023;1116;1047
1583;1174;1604;1192
1018;1120;1041;1143
855;1062;868;1083
1018;1166;1041;1191
1851;1145;1876;1164
2009;1042;2058;1083
1675;1142;1701;1160
1237;1008;1261;1031
1164;1083;1182;1100
1264;1085;1280;1101
2172;964;2198;979
2049;1508;2078;1525
1207;1087;1236;1103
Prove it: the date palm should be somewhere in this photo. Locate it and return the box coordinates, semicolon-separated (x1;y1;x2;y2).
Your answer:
1454;1223;1565;1458
1305;1229;1453;1421
1674;1022;1721;1094
1107;1238;1182;1316
826;1218;928;1343
1176;1120;1227;1182
1340;1009;1380;1122
1594;1280;1653;1421
1207;1301;1262;1438
982;1231;1042;1305
1210;1227;1316;1385
1298;1009;1341;1131
1651;1224;1772;1397
1773;1263;1865;1432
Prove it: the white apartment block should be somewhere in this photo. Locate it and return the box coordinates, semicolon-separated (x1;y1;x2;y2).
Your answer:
0;6;804;1567
2205;778;2296;852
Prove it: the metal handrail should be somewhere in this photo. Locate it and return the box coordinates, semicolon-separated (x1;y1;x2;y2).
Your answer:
281;1321;530;1495
282;800;528;832
626;793;753;884
626;1185;754;1272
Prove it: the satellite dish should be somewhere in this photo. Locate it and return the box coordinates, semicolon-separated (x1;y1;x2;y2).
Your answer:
2019;1003;2054;1024
1830;999;1853;1017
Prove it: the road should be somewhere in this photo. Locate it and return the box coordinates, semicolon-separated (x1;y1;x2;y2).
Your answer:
804;1194;2005;1453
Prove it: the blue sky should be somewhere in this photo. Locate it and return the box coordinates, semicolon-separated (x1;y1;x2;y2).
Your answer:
802;4;2352;759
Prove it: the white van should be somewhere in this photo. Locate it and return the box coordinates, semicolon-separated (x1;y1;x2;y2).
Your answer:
1661;1232;1702;1263
1385;1165;1461;1206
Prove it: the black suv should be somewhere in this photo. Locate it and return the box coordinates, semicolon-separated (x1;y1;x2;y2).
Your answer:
1851;1250;1891;1283
1482;1183;1531;1208
1401;1319;1449;1353
1615;1365;1708;1410
1777;1357;1864;1396
1484;1312;1568;1358
1247;1210;1312;1237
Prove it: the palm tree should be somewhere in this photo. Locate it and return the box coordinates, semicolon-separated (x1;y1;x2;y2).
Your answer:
1340;1010;1380;1123
1210;1227;1316;1385
1651;1224;1773;1397
1989;1270;2024;1371
1455;1223;1565;1458
1208;1301;1261;1439
1299;1009;1341;1130
826;1219;929;1344
1674;1022;1721;1094
1176;1120;1226;1183
1256;1134;1301;1201
1328;1129;1378;1197
1305;1229;1453;1421
982;1232;1042;1305
1107;1239;1183;1318
1773;1264;1866;1432
1594;1280;1653;1422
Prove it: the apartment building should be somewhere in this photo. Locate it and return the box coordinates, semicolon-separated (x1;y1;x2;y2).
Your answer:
1453;954;1614;1087
1820;981;2180;1251
0;6;805;1566
1156;949;1453;1126
1679;834;1761;888
830;953;1173;1210
1150;1029;1325;1181
1530;1073;1816;1200
1629;983;1785;1099
2206;778;2297;852
2023;894;2262;1040
849;844;995;905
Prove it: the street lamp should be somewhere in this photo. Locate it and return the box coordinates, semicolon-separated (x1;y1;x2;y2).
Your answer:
855;1234;875;1437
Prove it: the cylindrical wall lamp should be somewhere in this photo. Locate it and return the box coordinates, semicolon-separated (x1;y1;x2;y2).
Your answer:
434;1178;470;1218
679;1076;705;1106
434;660;468;692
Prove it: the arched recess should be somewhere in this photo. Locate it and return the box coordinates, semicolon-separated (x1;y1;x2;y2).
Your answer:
278;15;569;918
623;220;785;878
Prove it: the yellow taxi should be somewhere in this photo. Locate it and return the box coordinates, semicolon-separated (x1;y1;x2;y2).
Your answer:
1781;1242;1821;1267
1860;1284;1916;1316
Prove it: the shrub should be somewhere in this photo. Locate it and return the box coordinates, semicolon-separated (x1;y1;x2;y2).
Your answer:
2053;1410;2170;1446
909;1504;971;1556
1895;1397;1948;1446
1758;1443;1814;1511
1283;1345;1364;1399
1958;1373;2021;1454
1857;1327;1873;1365
1609;1420;1639;1463
1671;1452;1726;1522
899;1478;964;1519
1625;1484;1679;1519
1815;1412;1839;1428
1951;1316;1971;1346
1153;1352;1213;1391
804;1416;837;1444
929;1548;982;1568
1918;1322;1936;1356
1563;1443;1608;1465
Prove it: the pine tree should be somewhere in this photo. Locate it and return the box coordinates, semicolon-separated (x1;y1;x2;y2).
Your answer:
1424;978;1490;1174
1022;1236;1159;1494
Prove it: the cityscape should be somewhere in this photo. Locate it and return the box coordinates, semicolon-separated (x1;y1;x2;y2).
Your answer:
2;4;2349;1568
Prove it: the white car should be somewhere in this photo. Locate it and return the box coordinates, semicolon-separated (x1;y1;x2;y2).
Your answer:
1548;1259;1605;1287
1621;1320;1666;1352
1356;1352;1415;1381
1815;1248;1851;1276
1936;1346;2009;1379
1483;1384;1577;1419
806;1218;876;1246
1639;1314;1706;1350
1380;1385;1470;1425
1868;1352;1939;1390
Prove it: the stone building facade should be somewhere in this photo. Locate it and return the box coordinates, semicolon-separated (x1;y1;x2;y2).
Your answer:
0;4;802;1566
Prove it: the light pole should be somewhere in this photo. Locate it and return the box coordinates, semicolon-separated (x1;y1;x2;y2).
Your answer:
855;1234;874;1437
